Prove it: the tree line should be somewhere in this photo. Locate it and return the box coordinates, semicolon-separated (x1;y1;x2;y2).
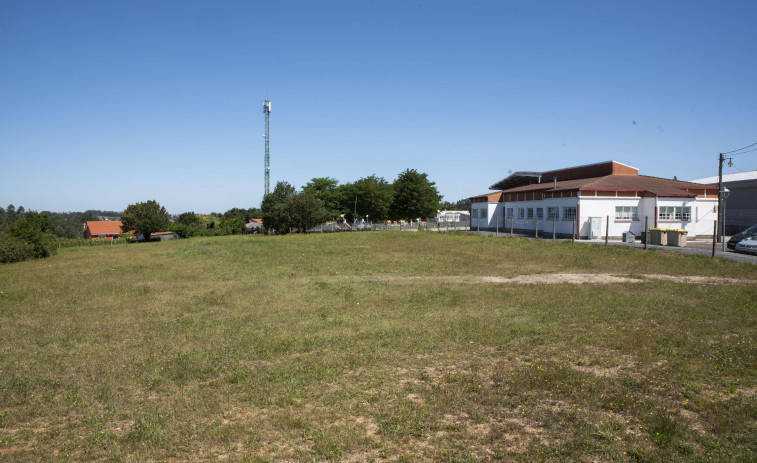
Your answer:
262;169;469;234
1;168;471;261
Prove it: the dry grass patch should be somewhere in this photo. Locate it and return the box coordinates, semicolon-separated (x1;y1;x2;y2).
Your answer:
0;232;755;461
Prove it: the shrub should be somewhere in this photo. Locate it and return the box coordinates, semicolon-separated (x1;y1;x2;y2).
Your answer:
0;233;35;263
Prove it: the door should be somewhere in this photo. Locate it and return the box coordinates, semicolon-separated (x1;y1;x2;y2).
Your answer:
589;217;602;239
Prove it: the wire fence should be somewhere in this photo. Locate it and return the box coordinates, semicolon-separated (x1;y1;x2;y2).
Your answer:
306;218;471;234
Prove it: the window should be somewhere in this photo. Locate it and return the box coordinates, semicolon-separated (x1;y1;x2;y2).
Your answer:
518;208;525;219
562;206;576;221
536;208;544;219
659;206;691;222
615;206;639;221
478;208;487;220
506;208;513;219
527;208;534;219
547;207;559;220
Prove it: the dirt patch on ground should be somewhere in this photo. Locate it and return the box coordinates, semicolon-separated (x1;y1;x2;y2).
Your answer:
319;273;751;285
484;273;639;284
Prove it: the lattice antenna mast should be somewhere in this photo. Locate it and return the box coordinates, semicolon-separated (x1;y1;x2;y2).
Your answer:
263;98;271;195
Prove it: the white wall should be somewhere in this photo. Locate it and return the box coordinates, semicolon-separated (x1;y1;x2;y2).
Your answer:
579;196;716;238
656;197;717;237
495;195;717;238
501;197;579;235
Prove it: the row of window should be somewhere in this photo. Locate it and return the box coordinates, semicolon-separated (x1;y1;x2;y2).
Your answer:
504;206;576;221
476;206;692;222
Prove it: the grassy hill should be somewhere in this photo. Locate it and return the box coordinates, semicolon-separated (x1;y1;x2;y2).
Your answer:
1;232;755;461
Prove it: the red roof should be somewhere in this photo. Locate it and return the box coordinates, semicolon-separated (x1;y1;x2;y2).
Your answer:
500;175;718;198
85;221;123;235
248;218;263;224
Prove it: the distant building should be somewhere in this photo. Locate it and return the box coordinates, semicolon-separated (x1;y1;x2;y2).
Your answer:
691;171;757;234
469;161;719;239
150;231;179;241
83;221;124;240
246;218;264;233
435;210;470;222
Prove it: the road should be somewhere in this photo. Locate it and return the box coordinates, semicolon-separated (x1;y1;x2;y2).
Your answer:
453;229;757;264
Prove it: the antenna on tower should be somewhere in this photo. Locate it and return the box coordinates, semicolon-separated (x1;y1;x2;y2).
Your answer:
263;97;271;195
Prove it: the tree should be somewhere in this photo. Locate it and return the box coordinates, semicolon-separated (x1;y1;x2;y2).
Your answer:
339;175;394;221
223;207;261;223
439;198;471;211
121;200;170;241
261;181;329;234
286;191;330;233
302;177;341;216
261;182;296;234
177;212;201;227
5;211;55;259
390;169;442;221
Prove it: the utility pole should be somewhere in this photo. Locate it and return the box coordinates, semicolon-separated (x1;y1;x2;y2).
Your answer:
717;153;723;243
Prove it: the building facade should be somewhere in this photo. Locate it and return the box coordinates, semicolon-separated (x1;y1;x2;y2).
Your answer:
691;171;757;235
470;161;719;239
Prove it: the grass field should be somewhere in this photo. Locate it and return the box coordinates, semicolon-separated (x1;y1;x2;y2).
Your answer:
1;232;755;462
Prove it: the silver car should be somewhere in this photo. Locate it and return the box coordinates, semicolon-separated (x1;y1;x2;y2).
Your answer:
734;238;757;255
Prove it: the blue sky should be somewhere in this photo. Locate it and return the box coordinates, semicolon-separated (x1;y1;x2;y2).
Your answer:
1;1;755;214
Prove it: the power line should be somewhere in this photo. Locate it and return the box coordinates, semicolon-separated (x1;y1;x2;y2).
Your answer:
723;141;757;155
725;146;757;155
728;164;757;179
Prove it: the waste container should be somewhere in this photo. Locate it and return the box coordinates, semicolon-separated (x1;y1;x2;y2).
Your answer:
623;231;635;243
649;228;668;245
668;230;687;247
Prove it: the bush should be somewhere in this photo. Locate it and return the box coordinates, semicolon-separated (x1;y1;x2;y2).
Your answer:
0;233;35;263
5;212;55;260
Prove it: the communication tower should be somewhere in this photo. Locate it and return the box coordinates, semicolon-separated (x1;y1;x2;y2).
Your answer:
263;99;271;195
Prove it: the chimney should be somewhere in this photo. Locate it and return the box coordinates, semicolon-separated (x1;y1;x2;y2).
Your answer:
553;177;557;189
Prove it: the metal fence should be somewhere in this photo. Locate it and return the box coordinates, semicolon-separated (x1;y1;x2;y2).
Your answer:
307;220;459;233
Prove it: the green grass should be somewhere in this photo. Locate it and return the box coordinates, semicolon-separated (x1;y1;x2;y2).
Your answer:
0;232;755;461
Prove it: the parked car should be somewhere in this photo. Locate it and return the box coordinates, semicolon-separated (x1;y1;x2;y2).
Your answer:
734;238;757;255
727;224;757;250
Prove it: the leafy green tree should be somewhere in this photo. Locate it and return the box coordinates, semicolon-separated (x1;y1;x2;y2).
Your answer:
177;212;201;227
217;217;246;235
261;181;296;234
261;182;329;234
339;175;394;221
390;169;442;221
302;177;341;217
285;191;330;233
223;207;261;223
3;211;55;261
121;200;170;241
439;198;471;211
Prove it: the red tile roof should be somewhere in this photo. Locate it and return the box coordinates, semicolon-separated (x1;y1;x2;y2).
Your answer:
85;221;123;235
500;175;718;198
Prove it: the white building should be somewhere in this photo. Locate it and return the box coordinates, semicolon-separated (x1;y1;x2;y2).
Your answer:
691;171;757;234
469;161;719;239
436;210;470;222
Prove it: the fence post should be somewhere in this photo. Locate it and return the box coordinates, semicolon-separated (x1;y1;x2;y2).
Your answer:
535;216;539;239
552;216;556;240
510;216;513;237
712;220;717;257
496;216;499;237
644;217;648;250
605;215;609;246
572;219;575;242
